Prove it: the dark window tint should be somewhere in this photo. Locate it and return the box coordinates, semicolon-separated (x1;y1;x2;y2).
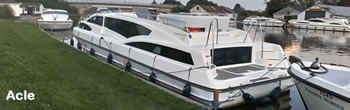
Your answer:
309;20;324;23
329;23;341;25
212;47;252;66
127;42;194;65
87;16;103;25
79;23;92;31
105;17;151;38
297;22;309;24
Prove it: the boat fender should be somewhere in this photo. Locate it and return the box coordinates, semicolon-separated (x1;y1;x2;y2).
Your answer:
89;48;95;56
182;82;191;97
269;87;281;100
210;101;220;109
107;53;113;64
242;90;255;103
149;72;156;83
125;61;132;72
256;97;272;105
70;39;74;46
77;42;82;50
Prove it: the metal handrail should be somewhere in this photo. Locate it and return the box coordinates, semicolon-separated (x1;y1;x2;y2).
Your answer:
205;18;219;68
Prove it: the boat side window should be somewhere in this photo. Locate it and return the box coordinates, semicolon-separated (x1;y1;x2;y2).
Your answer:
309;20;324;23
79;23;91;31
127;42;194;65
87;16;103;26
212;47;252;66
104;17;151;38
329;23;341;25
297;22;309;24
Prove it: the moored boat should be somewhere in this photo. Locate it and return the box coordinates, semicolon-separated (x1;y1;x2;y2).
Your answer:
37;9;73;30
243;16;285;27
289;18;350;32
288;56;350;110
71;12;293;108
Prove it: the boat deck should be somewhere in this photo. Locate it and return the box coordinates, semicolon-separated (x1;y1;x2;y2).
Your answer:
317;67;350;87
215;65;266;80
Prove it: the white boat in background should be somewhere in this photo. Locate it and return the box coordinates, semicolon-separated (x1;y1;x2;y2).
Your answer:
72;12;293;108
243;17;285;27
289;18;350;32
288;56;350;110
37;9;73;30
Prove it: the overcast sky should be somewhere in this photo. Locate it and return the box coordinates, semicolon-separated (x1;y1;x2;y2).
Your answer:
129;0;267;10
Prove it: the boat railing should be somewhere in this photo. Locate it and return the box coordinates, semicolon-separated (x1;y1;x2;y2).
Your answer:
204;18;219;68
243;19;265;59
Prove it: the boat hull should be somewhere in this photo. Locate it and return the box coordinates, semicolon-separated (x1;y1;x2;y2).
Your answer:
73;36;293;108
288;68;350;110
37;20;73;30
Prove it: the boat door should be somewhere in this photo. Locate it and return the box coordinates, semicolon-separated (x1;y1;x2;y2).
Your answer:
27;7;34;15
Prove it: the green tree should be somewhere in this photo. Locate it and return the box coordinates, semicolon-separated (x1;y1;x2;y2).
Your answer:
265;0;294;17
337;0;350;6
163;0;183;5
233;3;244;11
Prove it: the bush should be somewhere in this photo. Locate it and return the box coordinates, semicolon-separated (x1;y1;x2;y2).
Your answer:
0;5;14;19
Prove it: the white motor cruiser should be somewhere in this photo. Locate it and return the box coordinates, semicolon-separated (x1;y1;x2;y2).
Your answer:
288;56;350;110
243;17;285;27
289;18;350;32
37;9;73;30
72;12;293;108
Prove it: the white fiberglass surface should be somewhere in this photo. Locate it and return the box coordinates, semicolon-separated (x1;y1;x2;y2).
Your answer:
316;65;350;87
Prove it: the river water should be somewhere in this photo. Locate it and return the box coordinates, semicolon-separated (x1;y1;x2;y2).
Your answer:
46;26;350;110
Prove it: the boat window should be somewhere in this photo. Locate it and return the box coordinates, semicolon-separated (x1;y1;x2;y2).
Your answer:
127;42;194;65
87;16;103;26
43;11;67;15
297;22;309;24
79;23;91;31
257;19;267;22
309;20;324;23
105;17;151;38
212;47;252;66
345;22;349;25
329;23;341;25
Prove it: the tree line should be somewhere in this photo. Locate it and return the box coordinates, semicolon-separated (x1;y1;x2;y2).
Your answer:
163;0;350;20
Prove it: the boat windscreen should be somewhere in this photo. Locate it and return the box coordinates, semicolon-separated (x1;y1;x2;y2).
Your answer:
43;11;68;15
212;47;252;66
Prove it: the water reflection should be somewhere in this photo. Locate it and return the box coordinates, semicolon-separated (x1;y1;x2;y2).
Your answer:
225;91;292;110
248;27;350;66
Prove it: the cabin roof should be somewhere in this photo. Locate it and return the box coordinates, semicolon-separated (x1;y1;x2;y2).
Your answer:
316;4;350;18
197;5;233;14
19;2;42;7
273;6;303;15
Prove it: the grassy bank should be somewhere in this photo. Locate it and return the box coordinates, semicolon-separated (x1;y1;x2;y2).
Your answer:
0;5;14;19
0;19;196;109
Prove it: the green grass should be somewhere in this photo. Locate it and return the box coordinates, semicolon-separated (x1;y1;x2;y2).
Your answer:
0;19;197;109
